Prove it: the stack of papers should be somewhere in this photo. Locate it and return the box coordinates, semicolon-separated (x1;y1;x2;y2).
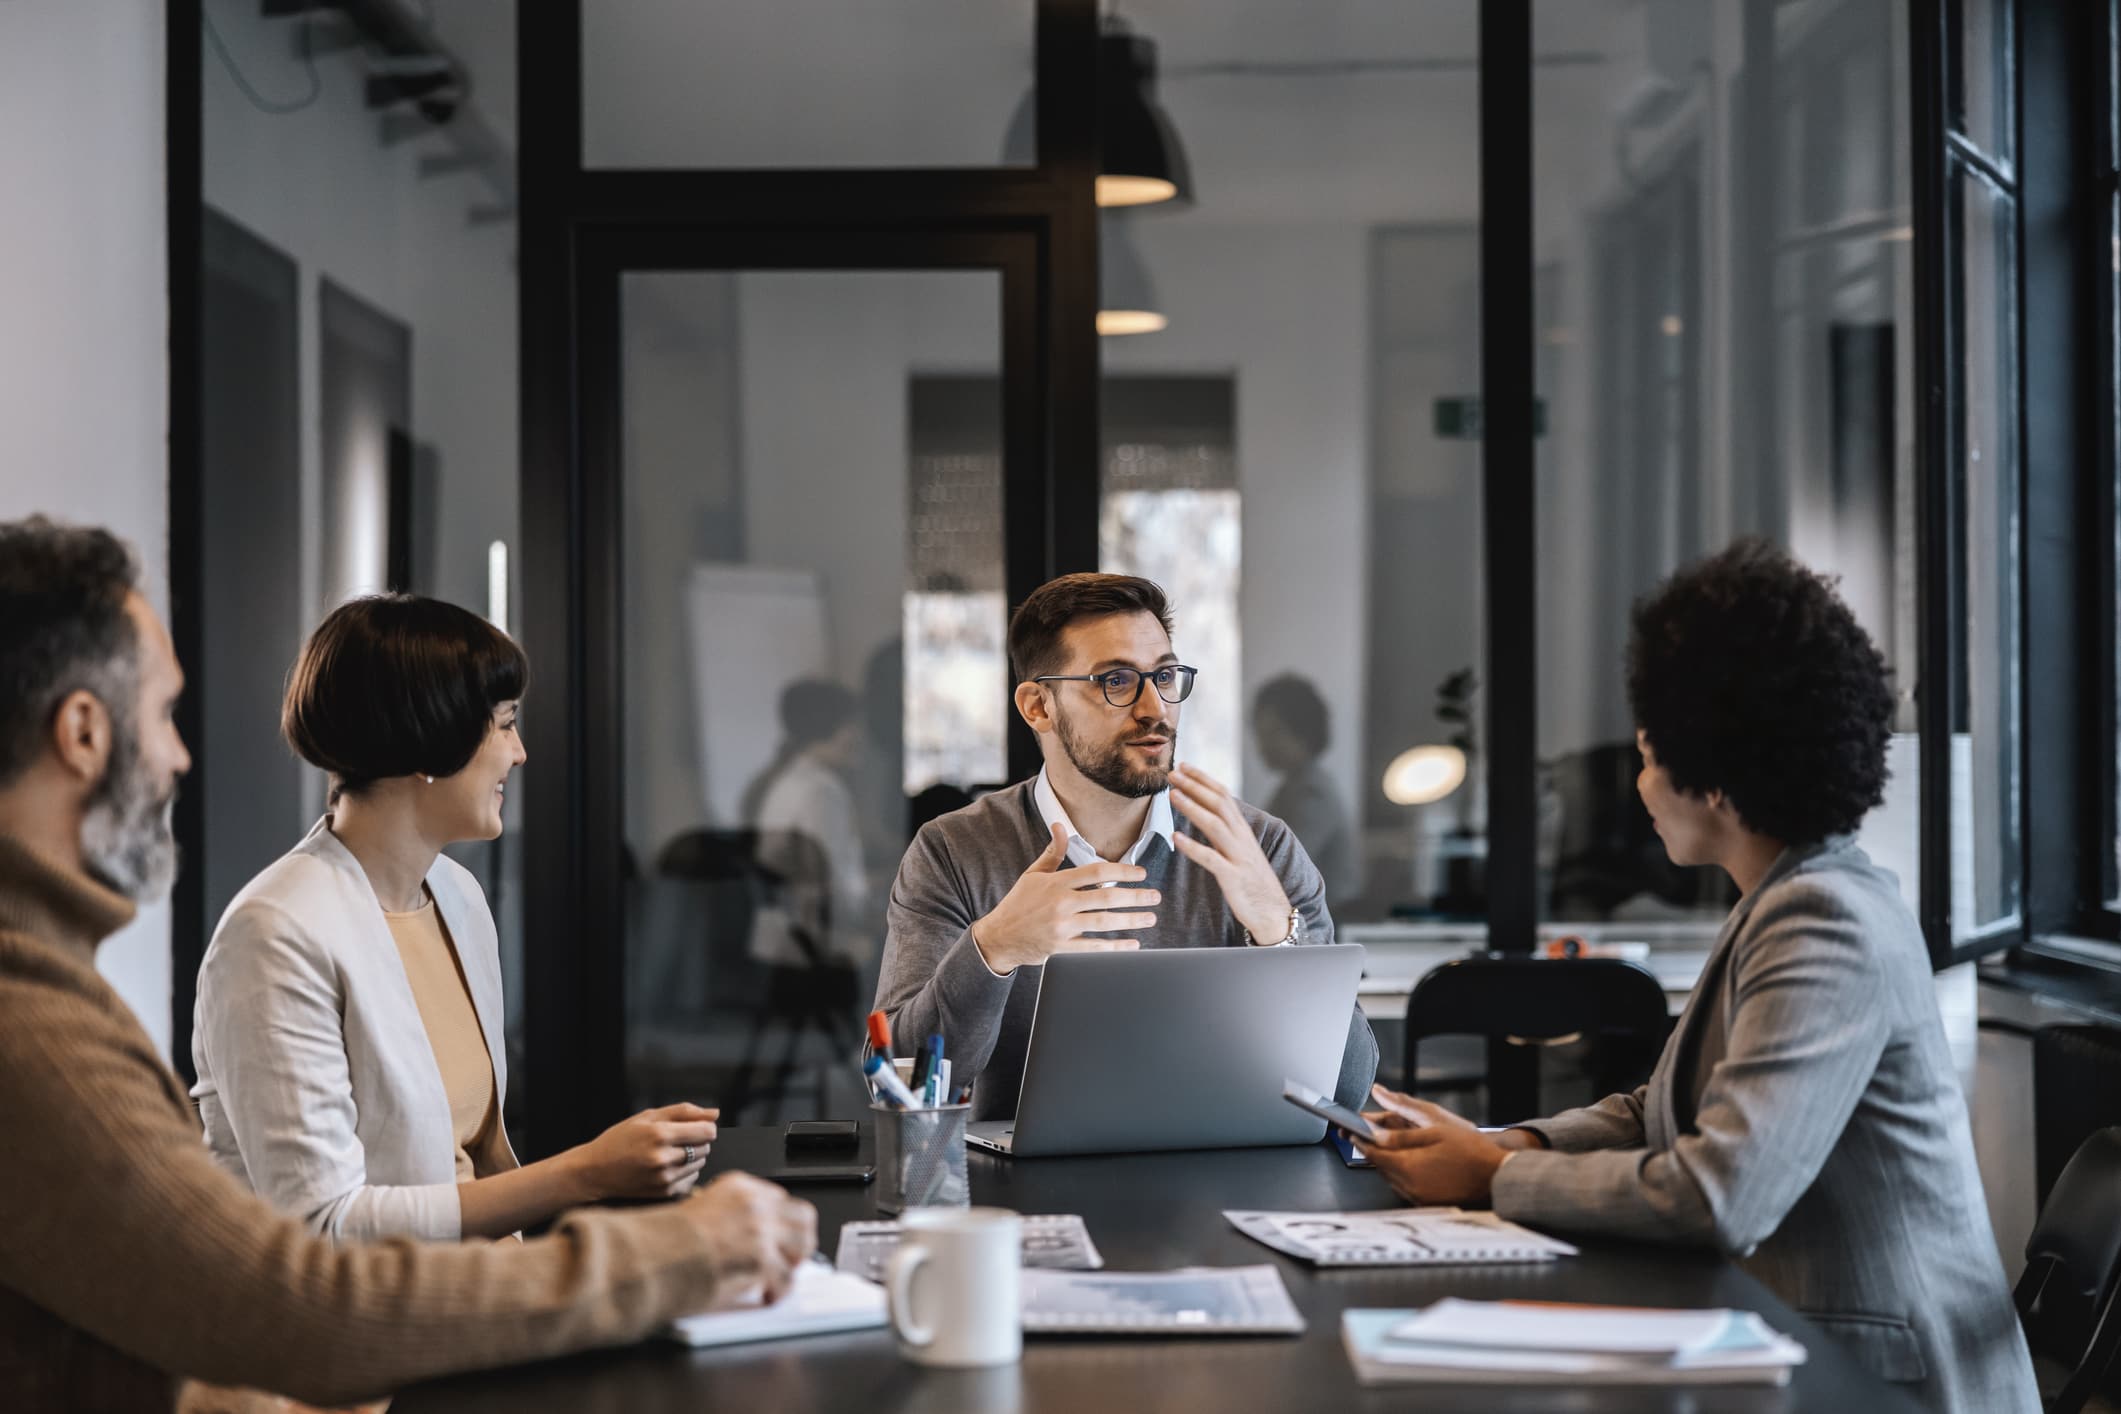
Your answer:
1342;1299;1809;1386
834;1214;1104;1281
1021;1265;1305;1335
663;1261;887;1348
1226;1208;1577;1266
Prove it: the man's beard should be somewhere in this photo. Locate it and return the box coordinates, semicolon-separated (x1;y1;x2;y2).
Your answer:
80;714;178;902
1055;706;1175;800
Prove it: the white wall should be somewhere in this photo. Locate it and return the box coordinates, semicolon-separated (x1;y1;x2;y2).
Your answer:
0;1;172;1055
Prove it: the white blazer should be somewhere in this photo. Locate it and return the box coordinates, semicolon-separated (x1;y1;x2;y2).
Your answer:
190;818;516;1242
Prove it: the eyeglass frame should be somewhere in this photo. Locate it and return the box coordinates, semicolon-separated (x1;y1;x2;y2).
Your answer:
1034;664;1199;708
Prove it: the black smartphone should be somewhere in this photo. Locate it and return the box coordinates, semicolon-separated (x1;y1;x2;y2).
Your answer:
1281;1078;1380;1141
758;1161;876;1185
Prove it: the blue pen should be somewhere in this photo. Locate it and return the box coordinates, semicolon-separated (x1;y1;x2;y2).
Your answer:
923;1035;945;1107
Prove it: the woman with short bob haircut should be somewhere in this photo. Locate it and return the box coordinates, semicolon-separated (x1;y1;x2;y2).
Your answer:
193;595;718;1243
1354;541;2037;1414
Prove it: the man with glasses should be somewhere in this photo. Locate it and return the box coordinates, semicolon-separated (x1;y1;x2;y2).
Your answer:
873;573;1378;1118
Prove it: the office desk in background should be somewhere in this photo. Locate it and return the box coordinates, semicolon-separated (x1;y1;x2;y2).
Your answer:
1344;921;1982;1084
1342;920;1717;1022
396;1127;1918;1414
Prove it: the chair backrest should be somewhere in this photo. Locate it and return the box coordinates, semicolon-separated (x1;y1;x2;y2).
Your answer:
2035;1025;2121;1209
1406;954;1671;1044
1403;954;1673;1121
655;827;765;885
2019;1126;2121;1408
651;827;769;1005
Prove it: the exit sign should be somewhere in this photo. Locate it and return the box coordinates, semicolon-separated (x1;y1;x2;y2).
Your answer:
1433;397;1547;439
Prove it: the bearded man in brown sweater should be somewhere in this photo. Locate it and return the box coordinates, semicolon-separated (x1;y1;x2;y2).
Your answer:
0;517;817;1411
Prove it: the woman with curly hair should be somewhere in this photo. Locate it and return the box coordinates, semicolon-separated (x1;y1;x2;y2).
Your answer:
1353;540;2036;1414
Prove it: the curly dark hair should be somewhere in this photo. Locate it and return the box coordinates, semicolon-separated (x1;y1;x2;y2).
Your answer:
0;517;142;787
1626;538;1894;845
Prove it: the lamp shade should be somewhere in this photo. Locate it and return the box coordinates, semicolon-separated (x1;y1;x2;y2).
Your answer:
1098;215;1165;336
1096;23;1193;208
998;18;1194;210
1383;744;1468;806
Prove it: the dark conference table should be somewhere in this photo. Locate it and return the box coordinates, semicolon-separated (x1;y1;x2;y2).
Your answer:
397;1126;1920;1413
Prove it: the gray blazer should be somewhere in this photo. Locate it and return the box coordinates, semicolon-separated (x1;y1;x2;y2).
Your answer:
191;819;516;1243
1491;837;2036;1413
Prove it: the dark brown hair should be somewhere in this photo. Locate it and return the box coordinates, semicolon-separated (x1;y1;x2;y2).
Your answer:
1007;573;1174;683
0;517;142;786
283;594;527;796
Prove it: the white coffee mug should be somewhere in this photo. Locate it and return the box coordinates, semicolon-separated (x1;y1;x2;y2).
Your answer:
886;1206;1022;1368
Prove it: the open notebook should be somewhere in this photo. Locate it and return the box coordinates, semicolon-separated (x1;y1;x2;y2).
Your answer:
1226;1208;1577;1266
663;1261;887;1348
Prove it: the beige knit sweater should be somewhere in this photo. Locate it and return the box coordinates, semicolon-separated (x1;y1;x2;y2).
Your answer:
0;835;731;1412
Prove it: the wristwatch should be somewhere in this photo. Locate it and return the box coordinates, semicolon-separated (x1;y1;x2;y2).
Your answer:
1245;907;1304;947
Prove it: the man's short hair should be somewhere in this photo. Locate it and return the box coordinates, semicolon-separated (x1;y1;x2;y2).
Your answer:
1255;673;1331;756
283;594;527;796
0;517;142;787
1008;573;1174;684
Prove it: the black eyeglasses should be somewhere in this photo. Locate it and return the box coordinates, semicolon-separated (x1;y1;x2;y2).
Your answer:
1036;665;1198;708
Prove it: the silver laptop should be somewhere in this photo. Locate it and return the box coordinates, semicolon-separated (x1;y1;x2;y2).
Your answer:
965;943;1366;1158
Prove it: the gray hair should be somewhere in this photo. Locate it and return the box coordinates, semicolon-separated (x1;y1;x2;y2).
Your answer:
0;517;143;786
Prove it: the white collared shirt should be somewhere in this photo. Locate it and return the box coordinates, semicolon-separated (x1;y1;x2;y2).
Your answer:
1033;766;1174;867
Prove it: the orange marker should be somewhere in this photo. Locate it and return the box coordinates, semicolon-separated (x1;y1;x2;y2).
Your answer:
866;1010;894;1062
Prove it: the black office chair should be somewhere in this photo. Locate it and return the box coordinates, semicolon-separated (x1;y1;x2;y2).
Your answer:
2017;1126;2121;1413
723;827;862;1123
2035;1025;2121;1210
652;827;771;1020
1403;954;1673;1124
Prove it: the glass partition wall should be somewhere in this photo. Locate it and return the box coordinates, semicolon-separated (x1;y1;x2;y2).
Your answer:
158;0;2007;1147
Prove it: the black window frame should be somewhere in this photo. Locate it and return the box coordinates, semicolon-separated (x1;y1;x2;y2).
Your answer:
1978;0;2120;978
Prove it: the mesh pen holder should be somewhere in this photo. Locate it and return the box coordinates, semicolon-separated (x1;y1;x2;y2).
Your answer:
872;1102;971;1213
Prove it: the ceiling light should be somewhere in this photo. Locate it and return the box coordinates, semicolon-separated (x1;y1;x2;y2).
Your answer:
1000;16;1194;210
1098;215;1166;336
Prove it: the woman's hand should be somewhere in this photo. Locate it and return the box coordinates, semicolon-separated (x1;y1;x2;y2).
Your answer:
1356;1121;1512;1206
1363;1083;1478;1142
1353;1084;1549;1205
567;1102;719;1201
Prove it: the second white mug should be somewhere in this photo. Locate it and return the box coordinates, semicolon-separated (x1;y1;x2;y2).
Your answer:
886;1206;1022;1368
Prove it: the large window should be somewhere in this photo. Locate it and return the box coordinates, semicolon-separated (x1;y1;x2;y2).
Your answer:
181;0;521;1082
581;1;1036;170
1530;0;1919;942
1943;0;2023;943
619;270;1006;1123
1095;2;1484;930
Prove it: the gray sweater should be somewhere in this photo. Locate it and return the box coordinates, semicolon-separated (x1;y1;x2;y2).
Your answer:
874;779;1379;1121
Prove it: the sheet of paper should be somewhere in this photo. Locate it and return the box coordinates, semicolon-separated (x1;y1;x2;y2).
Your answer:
1342;1308;1808;1387
664;1261;886;1348
833;1214;1104;1282
1020;1265;1304;1335
1386;1297;1736;1356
